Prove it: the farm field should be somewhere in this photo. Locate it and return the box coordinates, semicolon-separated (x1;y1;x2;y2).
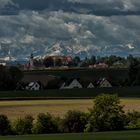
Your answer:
0;98;140;120
0;130;140;140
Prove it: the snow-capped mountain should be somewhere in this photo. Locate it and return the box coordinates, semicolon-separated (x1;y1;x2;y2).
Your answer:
0;41;139;61
0;0;140;59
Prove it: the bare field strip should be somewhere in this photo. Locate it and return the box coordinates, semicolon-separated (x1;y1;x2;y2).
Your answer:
0;99;140;120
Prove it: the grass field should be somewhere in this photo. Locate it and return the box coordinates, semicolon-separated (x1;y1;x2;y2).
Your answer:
0;130;140;140
0;98;140;120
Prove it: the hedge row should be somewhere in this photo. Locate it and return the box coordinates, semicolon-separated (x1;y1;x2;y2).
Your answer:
0;94;140;136
0;111;88;136
0;87;140;100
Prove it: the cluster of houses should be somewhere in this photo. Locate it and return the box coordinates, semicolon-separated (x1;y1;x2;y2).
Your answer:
19;77;112;91
60;78;112;89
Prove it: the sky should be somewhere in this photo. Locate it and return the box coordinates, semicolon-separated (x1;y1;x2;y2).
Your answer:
0;0;140;58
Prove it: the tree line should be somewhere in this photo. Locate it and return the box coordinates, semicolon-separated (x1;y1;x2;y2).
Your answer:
40;54;140;68
0;94;140;136
0;65;23;91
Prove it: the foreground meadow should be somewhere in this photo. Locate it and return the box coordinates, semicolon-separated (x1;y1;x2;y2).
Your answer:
0;130;140;140
0;98;140;120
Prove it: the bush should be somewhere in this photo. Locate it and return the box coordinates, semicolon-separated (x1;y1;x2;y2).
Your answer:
33;113;58;134
13;115;34;135
0;114;11;135
85;94;126;132
61;110;87;133
126;111;140;129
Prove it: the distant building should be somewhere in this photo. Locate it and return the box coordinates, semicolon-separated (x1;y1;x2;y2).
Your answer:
0;62;6;66
98;78;112;88
29;53;34;70
22;74;59;87
87;82;95;88
60;79;83;89
25;82;41;91
44;55;72;67
90;63;109;69
23;54;35;70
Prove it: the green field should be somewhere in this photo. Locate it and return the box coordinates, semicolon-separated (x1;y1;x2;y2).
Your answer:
0;98;140;120
0;131;140;140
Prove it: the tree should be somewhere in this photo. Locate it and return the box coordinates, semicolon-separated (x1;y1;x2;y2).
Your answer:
8;66;23;90
55;58;62;66
126;111;140;129
13;115;34;135
43;57;54;67
85;94;126;132
72;56;81;66
90;55;96;65
129;58;140;86
0;66;23;90
33;113;58;134
61;110;87;133
0;114;11;135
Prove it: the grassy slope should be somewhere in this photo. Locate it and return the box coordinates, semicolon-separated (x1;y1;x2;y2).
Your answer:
0;131;140;140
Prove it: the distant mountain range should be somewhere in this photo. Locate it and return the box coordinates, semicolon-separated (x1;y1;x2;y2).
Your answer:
0;0;140;59
0;42;139;61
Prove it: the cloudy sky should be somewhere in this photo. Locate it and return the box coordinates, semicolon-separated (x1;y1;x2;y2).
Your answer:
0;0;140;58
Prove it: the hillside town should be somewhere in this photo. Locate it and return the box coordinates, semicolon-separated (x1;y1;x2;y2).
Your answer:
0;52;135;70
0;53;140;92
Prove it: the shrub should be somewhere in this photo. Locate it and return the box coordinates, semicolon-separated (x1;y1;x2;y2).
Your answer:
85;94;126;132
126;111;140;129
0;114;11;135
61;110;87;133
32;113;58;134
13;115;34;135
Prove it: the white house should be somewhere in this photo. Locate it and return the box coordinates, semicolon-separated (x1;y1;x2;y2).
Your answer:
60;79;83;89
99;79;112;88
87;82;95;88
26;82;41;91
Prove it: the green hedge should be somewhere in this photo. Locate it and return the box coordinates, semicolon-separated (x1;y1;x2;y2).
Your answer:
0;87;140;99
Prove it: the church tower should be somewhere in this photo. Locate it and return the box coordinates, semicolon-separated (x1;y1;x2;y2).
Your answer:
29;53;34;70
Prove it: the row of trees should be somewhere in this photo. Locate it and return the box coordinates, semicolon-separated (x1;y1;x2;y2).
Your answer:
36;55;140;87
0;94;140;135
0;66;23;91
129;57;140;86
40;55;140;68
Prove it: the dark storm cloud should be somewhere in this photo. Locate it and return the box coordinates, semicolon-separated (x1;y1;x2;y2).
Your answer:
0;0;140;57
1;0;140;16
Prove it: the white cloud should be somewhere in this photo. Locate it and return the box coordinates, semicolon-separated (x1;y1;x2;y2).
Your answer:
68;0;140;11
0;9;140;57
0;0;18;9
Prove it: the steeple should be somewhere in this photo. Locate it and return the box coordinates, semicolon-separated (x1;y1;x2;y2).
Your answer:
29;53;34;70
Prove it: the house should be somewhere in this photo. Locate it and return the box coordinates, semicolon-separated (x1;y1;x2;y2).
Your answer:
25;82;41;91
93;63;109;69
0;62;6;66
87;82;95;88
99;78;112;88
22;74;59;87
60;79;83;89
